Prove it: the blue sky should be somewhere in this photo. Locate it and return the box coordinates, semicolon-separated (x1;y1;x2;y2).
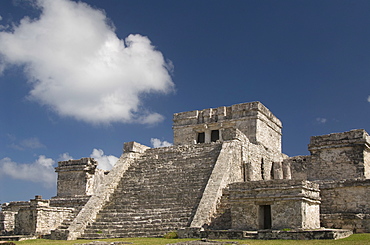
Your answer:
1;0;370;203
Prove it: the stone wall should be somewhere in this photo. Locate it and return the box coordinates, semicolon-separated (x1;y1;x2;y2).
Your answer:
228;180;321;230
190;140;243;228
13;196;74;236
284;130;370;232
319;179;370;232
284;156;310;180
0;201;30;234
173;102;282;152
0;211;16;234
307;129;370;181
15;206;73;236
55;158;105;198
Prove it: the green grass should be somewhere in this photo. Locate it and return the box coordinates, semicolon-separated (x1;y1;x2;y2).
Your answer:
8;233;370;245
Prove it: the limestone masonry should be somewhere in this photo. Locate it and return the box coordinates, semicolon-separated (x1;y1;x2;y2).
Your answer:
1;101;369;240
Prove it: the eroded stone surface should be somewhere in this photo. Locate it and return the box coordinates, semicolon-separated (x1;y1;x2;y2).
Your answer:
1;101;369;240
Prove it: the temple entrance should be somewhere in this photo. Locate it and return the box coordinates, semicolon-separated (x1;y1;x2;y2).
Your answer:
197;132;205;143
259;205;272;229
211;130;219;142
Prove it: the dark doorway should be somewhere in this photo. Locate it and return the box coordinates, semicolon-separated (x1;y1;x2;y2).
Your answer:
197;132;205;143
211;130;219;142
259;205;272;229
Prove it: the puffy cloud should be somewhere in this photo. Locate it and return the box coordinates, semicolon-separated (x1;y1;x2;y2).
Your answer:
367;95;370;103
0;147;117;187
90;148;118;170
0;155;56;187
0;0;174;125
58;152;73;161
151;138;172;148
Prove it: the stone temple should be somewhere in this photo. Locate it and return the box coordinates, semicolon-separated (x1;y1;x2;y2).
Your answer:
1;101;369;240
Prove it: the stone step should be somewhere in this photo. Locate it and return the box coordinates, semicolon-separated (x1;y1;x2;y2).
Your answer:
76;143;222;239
84;225;178;233
98;206;193;211
80;230;165;239
84;227;184;234
87;220;188;230
94;215;192;223
106;196;203;204
93;213;191;221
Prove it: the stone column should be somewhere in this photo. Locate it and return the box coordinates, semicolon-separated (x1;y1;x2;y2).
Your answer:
273;162;283;179
205;130;211;143
282;161;292;179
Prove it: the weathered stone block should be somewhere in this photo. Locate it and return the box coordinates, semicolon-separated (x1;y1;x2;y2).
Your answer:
123;141;150;153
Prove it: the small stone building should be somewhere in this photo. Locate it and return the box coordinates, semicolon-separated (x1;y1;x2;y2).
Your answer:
1;101;369;239
229;180;321;231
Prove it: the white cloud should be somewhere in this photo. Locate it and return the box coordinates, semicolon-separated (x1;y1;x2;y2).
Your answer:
316;117;327;124
0;0;174;125
367;95;370;103
0;155;56;187
90;148;118;170
58;152;73;161
150;138;172;148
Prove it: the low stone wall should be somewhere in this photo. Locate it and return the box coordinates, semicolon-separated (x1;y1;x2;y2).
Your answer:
0;201;33;235
319;179;370;232
0;211;17;235
319;179;370;214
177;228;352;240
15;205;73;235
321;213;370;233
257;229;352;240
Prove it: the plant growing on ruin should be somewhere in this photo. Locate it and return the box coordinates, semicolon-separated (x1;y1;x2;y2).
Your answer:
163;231;178;239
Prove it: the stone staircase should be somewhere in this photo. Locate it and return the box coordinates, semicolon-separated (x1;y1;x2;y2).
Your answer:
54;207;83;231
79;143;222;239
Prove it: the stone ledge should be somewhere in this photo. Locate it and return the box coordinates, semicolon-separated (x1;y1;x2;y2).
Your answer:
177;228;352;240
0;235;37;241
257;229;352;240
308;129;370;150
317;179;370;189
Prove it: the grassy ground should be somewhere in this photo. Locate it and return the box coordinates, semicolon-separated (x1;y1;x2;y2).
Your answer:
7;233;370;245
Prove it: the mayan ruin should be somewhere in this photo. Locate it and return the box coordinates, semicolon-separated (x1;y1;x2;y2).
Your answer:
1;101;369;240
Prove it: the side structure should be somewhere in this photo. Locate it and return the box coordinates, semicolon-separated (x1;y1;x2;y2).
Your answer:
287;129;370;232
1;101;370;239
0;158;105;236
